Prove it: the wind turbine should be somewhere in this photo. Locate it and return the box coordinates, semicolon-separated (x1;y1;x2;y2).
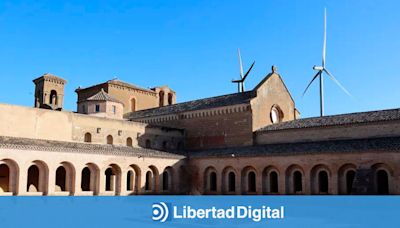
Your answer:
232;48;255;93
303;8;352;117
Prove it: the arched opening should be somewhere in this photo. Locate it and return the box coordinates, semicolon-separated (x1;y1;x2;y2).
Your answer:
130;98;136;112
84;133;92;143
145;171;153;191
209;172;217;192
162;171;169;191
104;165;121;194
127;165;141;194
81;163;99;194
318;171;329;194
127;170;133;191
270;105;283;124
81;167;91;191
293;171;302;193
0;164;10;192
27;165;40;192
126;137;133;147
346;170;355;194
49;90;58;105
269;171;278;193
376;170;389;195
55;166;67;192
228;172;236;193
106;135;113;145
168;93;173;105
159;91;165;107
248;171;256;193
145;139;151;149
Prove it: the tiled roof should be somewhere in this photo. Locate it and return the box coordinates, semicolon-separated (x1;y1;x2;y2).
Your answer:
189;137;400;158
76;79;156;94
0;136;185;159
258;108;400;132
33;73;67;84
86;89;122;103
128;91;256;119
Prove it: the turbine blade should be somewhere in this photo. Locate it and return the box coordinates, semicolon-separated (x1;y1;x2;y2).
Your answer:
242;61;255;81
322;8;327;68
302;71;320;96
238;48;244;79
323;69;353;97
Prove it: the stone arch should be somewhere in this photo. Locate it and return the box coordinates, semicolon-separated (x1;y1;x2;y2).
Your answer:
145;165;159;193
372;163;393;195
262;166;280;194
104;164;121;195
0;159;19;195
161;166;174;193
338;163;357;194
310;164;331;194
241;166;258;194
55;162;75;195
286;165;304;195
168;93;173;105
126;164;141;194
203;166;217;194
106;135;113;145
222;166;238;194
84;132;92;143
81;163;100;195
49;90;58;105
270;104;284;124
27;160;49;195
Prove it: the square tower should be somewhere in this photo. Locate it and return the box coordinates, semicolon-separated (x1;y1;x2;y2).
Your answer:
33;73;67;110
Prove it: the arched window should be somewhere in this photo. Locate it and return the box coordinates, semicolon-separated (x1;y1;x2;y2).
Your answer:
377;170;389;195
107;135;113;145
84;133;92;143
270;105;283;124
228;172;236;192
127;170;133;191
145;139;151;149
55;166;67;192
27;165;40;192
248;171;256;193
318;171;329;193
126;137;133;147
346;170;355;194
145;171;152;191
162;171;169;191
49;90;58;105
81;167;91;191
168;93;173;105
130;98;136;112
293;171;302;193
0;164;10;192
209;172;217;192
159;91;165;107
269;171;278;193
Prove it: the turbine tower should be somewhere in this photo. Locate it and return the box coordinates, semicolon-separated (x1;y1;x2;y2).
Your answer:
303;8;352;117
232;48;255;93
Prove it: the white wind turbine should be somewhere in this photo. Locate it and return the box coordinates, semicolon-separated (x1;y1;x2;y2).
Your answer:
303;8;352;117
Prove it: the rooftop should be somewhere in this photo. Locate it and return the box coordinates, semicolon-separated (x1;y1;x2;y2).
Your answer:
33;73;67;84
0;136;184;159
128;90;256;119
86;88;122;103
189;136;400;158
258;108;400;132
76;79;156;94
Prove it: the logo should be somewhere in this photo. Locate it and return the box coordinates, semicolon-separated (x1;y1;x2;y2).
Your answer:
152;202;170;222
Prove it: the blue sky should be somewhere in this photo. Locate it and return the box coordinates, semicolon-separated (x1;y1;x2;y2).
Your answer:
0;0;399;118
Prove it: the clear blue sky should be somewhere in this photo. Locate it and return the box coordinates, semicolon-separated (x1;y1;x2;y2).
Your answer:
0;0;399;118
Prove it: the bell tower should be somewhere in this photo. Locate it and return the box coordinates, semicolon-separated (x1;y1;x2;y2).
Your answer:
33;73;67;110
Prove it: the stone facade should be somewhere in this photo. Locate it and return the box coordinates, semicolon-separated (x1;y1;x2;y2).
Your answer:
0;68;398;195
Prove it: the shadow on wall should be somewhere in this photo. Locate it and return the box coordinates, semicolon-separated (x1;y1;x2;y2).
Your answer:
137;125;186;155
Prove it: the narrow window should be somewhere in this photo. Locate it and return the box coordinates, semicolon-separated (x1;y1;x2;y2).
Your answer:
210;172;217;191
269;171;278;193
293;171;302;193
95;104;100;112
228;172;236;192
84;133;92;143
112;105;116;114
